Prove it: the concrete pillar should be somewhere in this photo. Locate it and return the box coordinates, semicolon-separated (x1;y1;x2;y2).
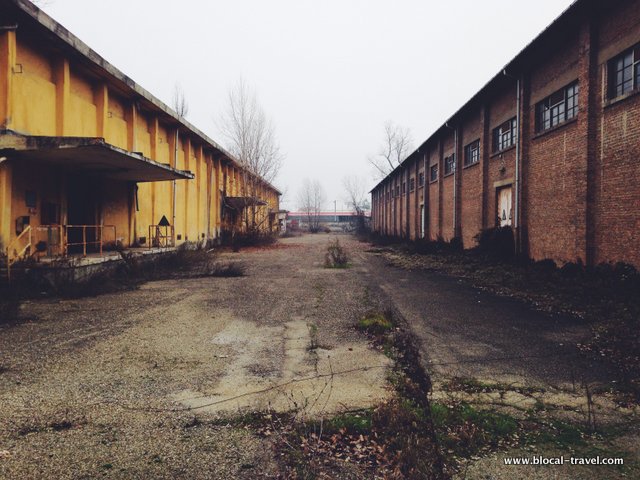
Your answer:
0;28;16;130
94;83;108;139
54;58;70;136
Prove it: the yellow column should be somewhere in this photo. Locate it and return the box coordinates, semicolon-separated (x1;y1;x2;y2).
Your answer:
54;58;70;136
195;144;203;239
94;83;108;138
0;28;16;130
183;137;191;240
149;117;159;225
0;161;12;250
215;157;222;233
125;102;137;152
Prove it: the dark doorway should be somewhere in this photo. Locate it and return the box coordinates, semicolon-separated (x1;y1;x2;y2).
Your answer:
67;176;98;254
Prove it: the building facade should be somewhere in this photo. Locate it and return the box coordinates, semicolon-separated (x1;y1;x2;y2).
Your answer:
0;0;280;267
370;0;640;268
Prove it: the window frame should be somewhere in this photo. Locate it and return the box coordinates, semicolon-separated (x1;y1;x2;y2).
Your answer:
409;177;415;192
464;140;480;167
418;171;425;187
492;117;517;153
444;154;456;176
535;81;579;132
429;164;438;183
608;44;640;99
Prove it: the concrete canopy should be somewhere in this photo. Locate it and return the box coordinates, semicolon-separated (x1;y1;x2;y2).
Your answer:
0;131;193;182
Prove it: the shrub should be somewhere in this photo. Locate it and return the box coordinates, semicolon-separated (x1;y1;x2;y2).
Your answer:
473;227;515;261
324;239;349;268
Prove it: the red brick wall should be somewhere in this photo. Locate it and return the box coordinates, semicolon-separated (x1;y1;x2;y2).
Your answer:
526;30;582;263
427;145;439;240
460;110;483;247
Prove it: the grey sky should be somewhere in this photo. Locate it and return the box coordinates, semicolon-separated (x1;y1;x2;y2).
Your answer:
40;0;575;210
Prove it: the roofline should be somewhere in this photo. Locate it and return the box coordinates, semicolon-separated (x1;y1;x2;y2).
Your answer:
5;0;281;195
370;0;589;193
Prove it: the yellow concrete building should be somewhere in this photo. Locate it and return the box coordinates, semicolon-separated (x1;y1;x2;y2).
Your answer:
0;0;280;268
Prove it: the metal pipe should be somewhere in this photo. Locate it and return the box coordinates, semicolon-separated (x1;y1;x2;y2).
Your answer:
172;129;178;243
515;77;521;231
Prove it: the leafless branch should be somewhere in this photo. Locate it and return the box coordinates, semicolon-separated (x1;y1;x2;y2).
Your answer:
369;120;413;180
172;83;189;119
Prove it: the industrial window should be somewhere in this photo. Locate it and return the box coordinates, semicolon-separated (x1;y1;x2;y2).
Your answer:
464;140;480;167
409;177;415;192
402;182;406;195
429;164;438;182
609;45;640;98
444;154;456;176
395;185;400;197
418;172;425;187
492;117;517;152
536;82;579;132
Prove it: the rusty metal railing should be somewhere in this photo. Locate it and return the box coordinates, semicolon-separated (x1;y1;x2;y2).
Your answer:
63;225;117;257
149;224;174;249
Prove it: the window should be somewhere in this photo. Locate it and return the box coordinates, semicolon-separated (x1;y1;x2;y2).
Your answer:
25;190;37;208
429;164;438;182
395;185;400;197
492;117;517;152
444;154;456;176
402;182;406;195
536;82;579;132
464;140;480;167
609;45;640;98
409;177;415;192
418;172;425;187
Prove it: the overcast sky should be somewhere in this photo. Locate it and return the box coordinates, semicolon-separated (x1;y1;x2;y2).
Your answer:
40;0;575;210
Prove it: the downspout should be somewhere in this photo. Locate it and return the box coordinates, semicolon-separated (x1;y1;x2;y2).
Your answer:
453;126;458;238
173;129;178;244
504;69;521;254
515;77;521;243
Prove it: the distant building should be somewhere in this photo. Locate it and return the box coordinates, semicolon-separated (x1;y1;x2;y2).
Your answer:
288;211;371;231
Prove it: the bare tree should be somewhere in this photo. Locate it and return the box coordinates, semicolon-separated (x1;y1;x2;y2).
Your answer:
297;179;326;232
219;78;283;232
342;175;369;214
369;121;413;179
172;83;189;118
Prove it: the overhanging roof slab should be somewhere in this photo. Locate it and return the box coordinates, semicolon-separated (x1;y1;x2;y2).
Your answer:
0;131;193;182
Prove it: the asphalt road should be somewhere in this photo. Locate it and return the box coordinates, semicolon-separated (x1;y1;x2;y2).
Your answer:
361;250;614;390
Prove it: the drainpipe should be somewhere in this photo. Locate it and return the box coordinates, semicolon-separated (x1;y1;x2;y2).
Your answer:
173;129;178;244
515;77;521;234
504;69;522;254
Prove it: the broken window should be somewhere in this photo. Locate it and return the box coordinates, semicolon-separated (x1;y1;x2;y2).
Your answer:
464;140;480;167
492;117;517;152
444;154;456;176
536;81;579;132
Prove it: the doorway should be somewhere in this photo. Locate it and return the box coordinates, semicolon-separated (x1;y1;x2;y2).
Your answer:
497;186;512;227
67;176;98;254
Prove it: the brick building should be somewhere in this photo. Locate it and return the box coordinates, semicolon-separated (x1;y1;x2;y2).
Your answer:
370;0;640;268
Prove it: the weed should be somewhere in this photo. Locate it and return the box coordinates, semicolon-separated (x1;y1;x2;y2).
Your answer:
357;311;394;336
324;239;349;268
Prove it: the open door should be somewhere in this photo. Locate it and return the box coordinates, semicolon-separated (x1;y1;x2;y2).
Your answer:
67;176;98;254
497;186;513;227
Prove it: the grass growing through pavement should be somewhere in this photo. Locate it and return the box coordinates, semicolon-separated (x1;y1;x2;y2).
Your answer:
356;311;394;336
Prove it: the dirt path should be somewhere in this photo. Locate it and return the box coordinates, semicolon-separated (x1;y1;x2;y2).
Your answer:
0;234;391;479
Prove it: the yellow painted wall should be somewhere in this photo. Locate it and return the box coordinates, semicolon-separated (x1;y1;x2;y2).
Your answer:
1;27;280;254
